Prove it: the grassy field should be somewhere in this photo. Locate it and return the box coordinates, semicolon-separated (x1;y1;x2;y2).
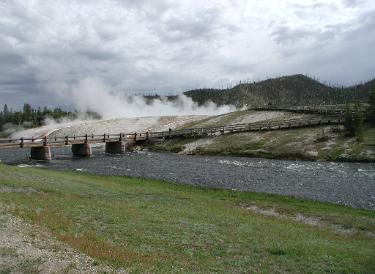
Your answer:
0;164;374;273
149;126;375;162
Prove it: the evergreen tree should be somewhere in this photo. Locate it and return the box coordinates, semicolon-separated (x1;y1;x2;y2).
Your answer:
367;89;375;125
3;104;8;116
0;103;94;136
22;103;32;121
344;103;364;140
344;104;355;137
353;103;364;141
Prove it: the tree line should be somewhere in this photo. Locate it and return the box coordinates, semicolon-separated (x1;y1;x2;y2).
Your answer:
0;103;100;136
183;75;375;107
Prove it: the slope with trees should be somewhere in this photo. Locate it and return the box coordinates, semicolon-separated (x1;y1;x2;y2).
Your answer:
183;75;375;107
0;104;99;137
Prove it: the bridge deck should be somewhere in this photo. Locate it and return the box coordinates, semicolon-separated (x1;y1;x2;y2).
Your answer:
0;115;342;149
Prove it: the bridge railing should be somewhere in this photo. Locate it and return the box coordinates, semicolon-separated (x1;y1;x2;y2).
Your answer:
0;115;343;149
149;115;342;139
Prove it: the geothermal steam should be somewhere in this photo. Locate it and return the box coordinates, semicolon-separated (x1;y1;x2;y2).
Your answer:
10;78;235;138
71;78;235;119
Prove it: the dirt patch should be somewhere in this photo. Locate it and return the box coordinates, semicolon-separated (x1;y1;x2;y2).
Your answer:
179;139;214;154
0;186;39;194
362;149;375;158
0;207;126;273
321;139;337;151
245;205;281;217
305;150;318;158
240;205;373;237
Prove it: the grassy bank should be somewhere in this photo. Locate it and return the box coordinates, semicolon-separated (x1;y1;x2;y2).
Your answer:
0;164;374;273
149;126;375;162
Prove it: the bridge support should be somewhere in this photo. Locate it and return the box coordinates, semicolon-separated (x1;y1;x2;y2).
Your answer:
105;141;125;154
71;143;92;157
30;146;51;161
124;140;136;151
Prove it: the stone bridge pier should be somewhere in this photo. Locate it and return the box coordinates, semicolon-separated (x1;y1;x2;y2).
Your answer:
105;141;125;154
30;146;51;161
71;143;92;157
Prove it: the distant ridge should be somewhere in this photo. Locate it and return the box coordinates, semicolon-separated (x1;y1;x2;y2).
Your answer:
182;74;375;107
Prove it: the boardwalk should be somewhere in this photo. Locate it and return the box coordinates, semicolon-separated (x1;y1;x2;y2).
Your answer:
0;115;342;153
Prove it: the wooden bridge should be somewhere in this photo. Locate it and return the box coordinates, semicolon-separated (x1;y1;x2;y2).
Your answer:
0;115;343;160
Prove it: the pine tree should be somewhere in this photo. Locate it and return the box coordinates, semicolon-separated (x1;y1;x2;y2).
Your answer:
3;104;9;116
353;103;364;141
344;103;364;140
367;89;375;125
344;104;355;137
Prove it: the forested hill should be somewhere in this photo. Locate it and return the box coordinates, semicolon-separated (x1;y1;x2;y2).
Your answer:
183;74;375;107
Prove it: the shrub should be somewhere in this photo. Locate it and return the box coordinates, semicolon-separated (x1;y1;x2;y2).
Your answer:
315;128;329;142
367;89;375;125
344;103;364;140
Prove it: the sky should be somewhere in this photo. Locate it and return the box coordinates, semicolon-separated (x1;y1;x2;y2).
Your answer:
0;0;375;108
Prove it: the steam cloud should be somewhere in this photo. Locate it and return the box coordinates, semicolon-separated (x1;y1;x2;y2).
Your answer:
70;78;235;119
10;115;96;139
9;78;235;139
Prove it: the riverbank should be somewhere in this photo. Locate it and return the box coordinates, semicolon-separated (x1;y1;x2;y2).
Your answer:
5;109;374;163
147;125;375;162
1;147;374;209
0;164;374;272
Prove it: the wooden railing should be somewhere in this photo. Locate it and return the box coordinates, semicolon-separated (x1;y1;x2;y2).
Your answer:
0;115;344;149
0;115;343;149
149;116;342;139
0;133;141;149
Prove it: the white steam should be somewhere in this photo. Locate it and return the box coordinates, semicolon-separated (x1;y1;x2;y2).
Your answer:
10;115;96;139
9;78;235;138
71;78;235;119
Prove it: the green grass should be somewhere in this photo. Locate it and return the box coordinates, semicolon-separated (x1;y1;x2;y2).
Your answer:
195;135;268;156
0;164;374;273
362;127;375;144
149;138;193;153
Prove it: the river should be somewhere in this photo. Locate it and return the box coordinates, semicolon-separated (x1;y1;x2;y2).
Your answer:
0;146;374;210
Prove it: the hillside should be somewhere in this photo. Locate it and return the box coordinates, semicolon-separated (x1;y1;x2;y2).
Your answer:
183;74;375;107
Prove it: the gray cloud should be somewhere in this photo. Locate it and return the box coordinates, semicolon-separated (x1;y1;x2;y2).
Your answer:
0;0;374;108
269;6;375;84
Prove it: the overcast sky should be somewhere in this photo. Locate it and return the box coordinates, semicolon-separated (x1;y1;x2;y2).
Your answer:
1;0;375;108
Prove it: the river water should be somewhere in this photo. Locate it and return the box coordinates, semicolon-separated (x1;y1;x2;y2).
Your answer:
0;146;374;210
